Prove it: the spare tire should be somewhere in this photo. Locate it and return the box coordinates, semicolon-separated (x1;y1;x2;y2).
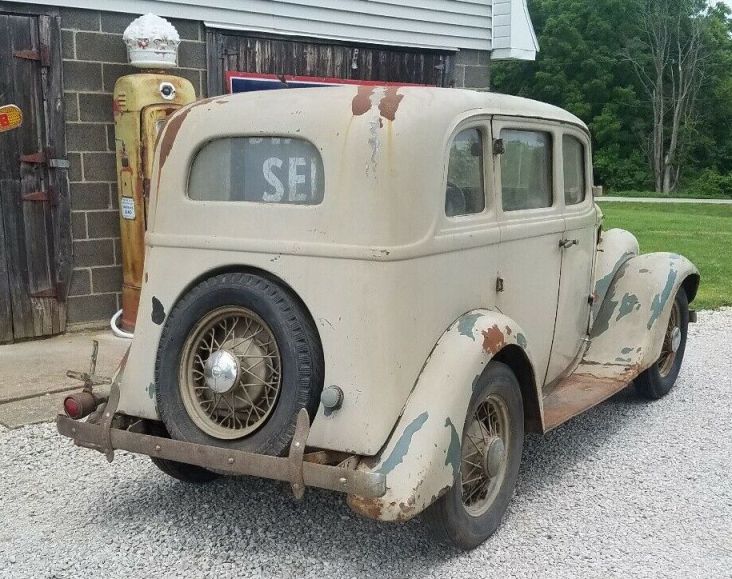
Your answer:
155;272;324;456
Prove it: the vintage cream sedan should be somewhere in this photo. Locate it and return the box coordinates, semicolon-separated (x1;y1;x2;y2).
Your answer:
58;86;699;549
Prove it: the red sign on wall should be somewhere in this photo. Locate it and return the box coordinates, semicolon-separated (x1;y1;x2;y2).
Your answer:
0;104;22;132
225;71;424;94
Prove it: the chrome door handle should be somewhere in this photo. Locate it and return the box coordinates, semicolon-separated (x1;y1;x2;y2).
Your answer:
559;238;579;249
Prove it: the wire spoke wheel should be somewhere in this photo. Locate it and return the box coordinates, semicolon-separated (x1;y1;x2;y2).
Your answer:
460;394;510;516
179;306;282;440
658;299;681;378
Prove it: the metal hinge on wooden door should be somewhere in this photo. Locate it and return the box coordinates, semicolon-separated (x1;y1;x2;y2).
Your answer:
13;46;50;67
20;148;69;168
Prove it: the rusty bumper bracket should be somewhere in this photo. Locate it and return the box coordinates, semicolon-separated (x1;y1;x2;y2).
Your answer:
56;409;386;500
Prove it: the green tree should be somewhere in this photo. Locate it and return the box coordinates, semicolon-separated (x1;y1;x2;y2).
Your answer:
492;0;732;195
492;0;650;190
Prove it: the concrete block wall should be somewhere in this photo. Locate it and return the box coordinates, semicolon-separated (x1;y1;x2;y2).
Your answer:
60;7;207;325
451;49;491;90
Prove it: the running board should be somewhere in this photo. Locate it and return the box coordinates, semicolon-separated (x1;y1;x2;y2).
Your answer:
542;362;640;431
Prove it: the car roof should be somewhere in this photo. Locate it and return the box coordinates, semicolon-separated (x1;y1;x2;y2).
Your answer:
204;85;588;131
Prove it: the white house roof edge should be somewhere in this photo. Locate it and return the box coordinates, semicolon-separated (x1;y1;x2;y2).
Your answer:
9;0;537;58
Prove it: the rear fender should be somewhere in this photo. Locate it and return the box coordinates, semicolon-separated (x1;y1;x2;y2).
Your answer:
347;309;537;522
588;252;699;372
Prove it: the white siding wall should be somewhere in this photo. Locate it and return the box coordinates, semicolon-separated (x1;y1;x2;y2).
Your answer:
12;0;536;57
491;0;539;60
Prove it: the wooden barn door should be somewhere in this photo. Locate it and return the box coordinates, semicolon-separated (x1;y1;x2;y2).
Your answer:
207;31;452;95
0;11;70;343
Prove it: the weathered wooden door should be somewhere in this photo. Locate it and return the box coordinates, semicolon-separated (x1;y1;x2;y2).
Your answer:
208;32;452;95
0;11;70;343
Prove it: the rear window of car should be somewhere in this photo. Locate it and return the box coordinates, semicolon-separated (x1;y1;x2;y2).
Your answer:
500;130;553;211
188;137;324;204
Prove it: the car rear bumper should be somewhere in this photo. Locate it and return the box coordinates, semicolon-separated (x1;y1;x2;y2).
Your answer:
56;409;386;500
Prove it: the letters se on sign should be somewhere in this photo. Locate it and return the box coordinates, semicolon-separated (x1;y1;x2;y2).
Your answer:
188;137;324;205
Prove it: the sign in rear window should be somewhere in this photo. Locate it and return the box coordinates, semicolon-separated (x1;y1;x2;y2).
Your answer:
188;137;324;205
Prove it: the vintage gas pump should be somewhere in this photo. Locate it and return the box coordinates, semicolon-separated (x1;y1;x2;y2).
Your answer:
112;15;196;334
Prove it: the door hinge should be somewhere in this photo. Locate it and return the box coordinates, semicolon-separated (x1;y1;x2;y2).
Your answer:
588;294;595;306
13;47;50;66
493;138;505;155
22;190;49;202
30;287;57;298
496;276;505;293
19;149;69;169
21;187;57;205
30;281;65;300
20;151;47;164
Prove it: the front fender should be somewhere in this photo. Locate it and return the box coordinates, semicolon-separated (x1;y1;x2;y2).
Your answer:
347;310;536;522
591;228;639;323
588;252;699;371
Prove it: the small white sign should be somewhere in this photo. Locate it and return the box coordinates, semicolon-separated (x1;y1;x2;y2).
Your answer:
121;196;136;220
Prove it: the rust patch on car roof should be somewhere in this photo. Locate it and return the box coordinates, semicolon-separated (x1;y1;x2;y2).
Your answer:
352;85;375;116
378;87;404;121
482;324;506;355
158;106;191;168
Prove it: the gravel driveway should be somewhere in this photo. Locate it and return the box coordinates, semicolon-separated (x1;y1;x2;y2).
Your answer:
1;310;730;578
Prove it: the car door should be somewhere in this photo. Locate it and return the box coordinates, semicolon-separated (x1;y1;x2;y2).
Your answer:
544;130;597;384
492;118;563;386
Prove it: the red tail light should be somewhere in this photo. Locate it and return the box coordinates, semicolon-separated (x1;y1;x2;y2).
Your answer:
63;396;82;419
63;391;97;419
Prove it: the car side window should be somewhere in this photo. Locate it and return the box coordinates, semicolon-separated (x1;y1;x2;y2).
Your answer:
500;130;553;211
445;128;485;217
563;135;586;205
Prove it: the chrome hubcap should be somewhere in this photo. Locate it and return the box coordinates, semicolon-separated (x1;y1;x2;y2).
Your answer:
461;394;510;516
670;326;681;353
658;300;682;378
482;437;506;478
203;350;240;394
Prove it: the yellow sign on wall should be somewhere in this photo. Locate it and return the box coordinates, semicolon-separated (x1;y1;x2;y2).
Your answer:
0;104;22;132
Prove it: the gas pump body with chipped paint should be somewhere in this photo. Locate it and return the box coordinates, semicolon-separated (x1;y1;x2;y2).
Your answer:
112;73;196;332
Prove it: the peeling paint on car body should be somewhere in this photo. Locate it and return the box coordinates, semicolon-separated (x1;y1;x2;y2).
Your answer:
375;411;428;475
348;309;536;522
378;87;404;121
444;417;461;480
591;229;639;322
616;293;640;321
648;267;678;330
151;297;165;325
458;313;482;340
586;252;698;387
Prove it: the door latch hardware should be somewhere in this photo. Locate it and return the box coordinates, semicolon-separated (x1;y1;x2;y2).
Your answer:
493;138;505;155
559;238;579;249
49;158;70;169
496;276;505;293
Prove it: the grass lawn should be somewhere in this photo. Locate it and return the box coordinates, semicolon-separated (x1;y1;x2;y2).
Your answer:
601;203;732;310
610;190;732;200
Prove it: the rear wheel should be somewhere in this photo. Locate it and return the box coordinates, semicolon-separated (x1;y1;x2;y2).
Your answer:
156;272;324;456
635;289;689;400
422;362;524;550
